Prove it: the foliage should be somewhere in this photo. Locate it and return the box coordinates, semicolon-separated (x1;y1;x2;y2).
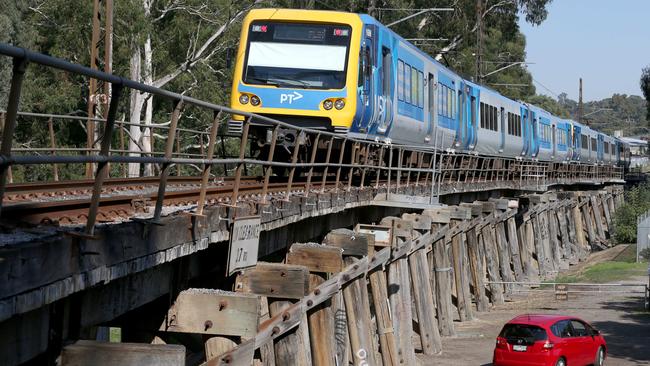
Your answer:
612;183;650;243
641;66;650;122
551;92;649;135
1;0;555;181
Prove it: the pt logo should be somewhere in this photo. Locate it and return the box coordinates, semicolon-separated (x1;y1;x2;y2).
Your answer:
280;91;303;104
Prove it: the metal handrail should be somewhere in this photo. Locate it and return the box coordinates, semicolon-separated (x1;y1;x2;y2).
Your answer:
0;42;625;235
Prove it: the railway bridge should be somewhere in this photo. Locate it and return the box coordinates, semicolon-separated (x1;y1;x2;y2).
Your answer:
0;44;627;365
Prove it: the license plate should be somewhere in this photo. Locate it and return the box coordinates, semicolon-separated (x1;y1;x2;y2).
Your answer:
513;345;527;352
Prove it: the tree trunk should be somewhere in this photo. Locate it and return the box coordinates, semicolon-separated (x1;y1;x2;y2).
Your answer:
143;32;154;176
128;43;143;178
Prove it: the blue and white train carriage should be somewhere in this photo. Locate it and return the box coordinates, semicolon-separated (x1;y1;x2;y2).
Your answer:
230;9;628;168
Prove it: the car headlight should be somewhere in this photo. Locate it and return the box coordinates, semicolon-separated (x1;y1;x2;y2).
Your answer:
334;99;345;110
323;100;333;110
239;94;249;104
250;95;260;106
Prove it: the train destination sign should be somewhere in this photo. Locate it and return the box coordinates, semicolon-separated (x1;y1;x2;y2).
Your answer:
228;216;262;275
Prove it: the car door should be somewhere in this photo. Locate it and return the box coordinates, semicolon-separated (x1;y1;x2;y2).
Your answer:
552;320;580;364
571;319;597;365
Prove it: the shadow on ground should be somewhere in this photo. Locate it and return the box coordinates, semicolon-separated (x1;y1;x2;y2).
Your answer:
592;296;650;364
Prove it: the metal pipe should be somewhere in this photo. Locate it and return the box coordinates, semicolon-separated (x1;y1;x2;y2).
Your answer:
320;137;334;193
285;129;302;200
230;117;251;205
48;117;59;181
261;125;280;204
0;57;27;216
85;84;123;235
303;133;320;198
196;111;221;216
153;100;183;222
334;139;346;191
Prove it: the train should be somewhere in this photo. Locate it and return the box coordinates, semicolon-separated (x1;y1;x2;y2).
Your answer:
228;8;631;170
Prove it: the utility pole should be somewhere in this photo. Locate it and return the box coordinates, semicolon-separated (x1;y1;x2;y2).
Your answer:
475;0;483;84
85;0;114;178
578;78;584;125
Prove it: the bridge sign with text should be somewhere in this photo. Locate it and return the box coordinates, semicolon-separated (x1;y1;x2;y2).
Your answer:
228;216;261;275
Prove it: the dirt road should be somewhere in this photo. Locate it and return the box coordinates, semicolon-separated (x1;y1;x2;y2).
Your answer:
418;249;650;365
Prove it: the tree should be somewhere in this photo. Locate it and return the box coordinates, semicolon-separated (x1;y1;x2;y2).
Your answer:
641;66;650;123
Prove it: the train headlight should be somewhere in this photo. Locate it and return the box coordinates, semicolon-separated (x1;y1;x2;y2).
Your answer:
323;100;334;110
334;99;345;110
250;95;261;106
239;94;249;104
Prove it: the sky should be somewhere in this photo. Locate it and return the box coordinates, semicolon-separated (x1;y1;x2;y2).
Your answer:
518;0;650;102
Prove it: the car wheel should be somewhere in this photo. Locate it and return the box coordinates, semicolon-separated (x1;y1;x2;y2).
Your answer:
555;357;566;366
595;346;606;366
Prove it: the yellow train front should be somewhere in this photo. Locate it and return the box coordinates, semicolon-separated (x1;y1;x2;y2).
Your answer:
229;9;362;144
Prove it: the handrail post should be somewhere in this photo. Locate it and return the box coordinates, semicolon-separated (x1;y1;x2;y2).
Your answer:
284;128;302;201
334;139;346;191
261;125;280;204
85;83;123;235
48;117;59;181
303;132;320;198
347;141;358;191
230;116;251;205
320;136;333;193
0;56;28;216
196;111;222;216
152;100;184;222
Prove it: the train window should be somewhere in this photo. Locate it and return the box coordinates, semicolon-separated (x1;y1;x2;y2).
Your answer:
404;64;411;104
418;71;424;108
442;85;447;116
581;134;588;149
397;60;404;101
591;137;596;151
604;142;609;154
480;103;485;129
448;88;454;118
471;96;477;128
382;49;392;96
411;67;418;106
438;83;443;116
492;106;498;131
428;74;435;122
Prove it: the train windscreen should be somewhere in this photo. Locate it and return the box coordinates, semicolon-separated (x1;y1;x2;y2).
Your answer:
243;22;352;90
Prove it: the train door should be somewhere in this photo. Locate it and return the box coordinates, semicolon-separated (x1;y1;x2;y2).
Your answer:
573;125;581;160
597;134;604;162
456;86;464;148
458;82;478;150
469;87;479;150
552;122;557;159
357;25;377;134
499;107;506;153
427;73;435;143
530;110;539;158
375;43;393;135
520;106;529;156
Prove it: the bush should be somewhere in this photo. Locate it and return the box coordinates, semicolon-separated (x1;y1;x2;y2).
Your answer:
613;183;650;243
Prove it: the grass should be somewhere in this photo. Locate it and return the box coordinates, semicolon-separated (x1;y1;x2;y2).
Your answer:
552;245;649;284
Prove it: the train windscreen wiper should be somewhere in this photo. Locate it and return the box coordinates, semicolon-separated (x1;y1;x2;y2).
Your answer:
246;76;282;87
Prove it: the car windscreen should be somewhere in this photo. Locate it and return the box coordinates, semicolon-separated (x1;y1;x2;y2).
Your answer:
243;22;351;90
499;324;548;345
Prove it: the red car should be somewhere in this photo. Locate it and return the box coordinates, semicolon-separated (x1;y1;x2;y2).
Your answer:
493;314;607;366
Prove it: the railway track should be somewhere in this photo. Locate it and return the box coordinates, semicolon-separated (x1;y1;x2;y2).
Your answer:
0;176;332;226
